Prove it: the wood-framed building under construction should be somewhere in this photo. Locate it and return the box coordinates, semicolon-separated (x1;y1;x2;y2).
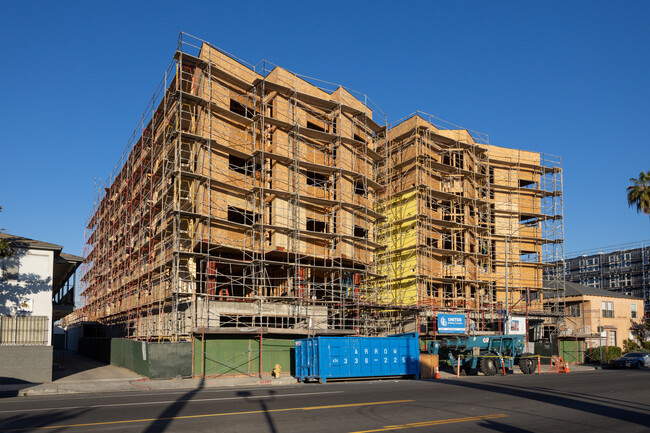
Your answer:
71;33;565;342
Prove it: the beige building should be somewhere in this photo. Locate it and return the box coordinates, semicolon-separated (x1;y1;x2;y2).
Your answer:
547;281;645;348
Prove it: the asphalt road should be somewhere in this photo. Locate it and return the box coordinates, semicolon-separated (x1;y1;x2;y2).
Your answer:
0;370;649;432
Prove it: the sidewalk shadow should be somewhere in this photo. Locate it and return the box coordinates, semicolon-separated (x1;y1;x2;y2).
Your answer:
143;378;205;433
52;350;109;381
237;390;278;433
0;377;34;398
436;379;650;428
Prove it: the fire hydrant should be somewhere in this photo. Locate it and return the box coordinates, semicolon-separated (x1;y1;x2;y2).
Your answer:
272;364;282;378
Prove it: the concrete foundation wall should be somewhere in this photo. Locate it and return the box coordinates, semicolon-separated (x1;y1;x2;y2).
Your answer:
0;346;52;383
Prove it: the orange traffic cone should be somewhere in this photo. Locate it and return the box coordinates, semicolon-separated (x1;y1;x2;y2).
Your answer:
434;365;441;379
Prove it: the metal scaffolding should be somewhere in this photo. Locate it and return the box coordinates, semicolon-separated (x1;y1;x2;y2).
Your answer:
376;113;565;338
68;33;565;341
73;33;390;340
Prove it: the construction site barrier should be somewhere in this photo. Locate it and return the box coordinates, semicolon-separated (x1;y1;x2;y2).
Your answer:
449;354;571;377
549;355;570;373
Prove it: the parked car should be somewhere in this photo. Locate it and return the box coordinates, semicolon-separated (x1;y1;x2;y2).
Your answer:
610;352;650;369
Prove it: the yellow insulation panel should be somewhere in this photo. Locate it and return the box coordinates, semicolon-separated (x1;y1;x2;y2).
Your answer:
376;190;422;305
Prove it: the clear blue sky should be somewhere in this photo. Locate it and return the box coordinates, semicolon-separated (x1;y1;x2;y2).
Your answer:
0;1;648;258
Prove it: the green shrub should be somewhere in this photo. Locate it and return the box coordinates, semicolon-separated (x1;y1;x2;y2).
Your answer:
643;341;650;351
586;346;622;364
623;339;639;353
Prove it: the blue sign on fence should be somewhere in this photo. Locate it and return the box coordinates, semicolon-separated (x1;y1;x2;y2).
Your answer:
437;314;466;334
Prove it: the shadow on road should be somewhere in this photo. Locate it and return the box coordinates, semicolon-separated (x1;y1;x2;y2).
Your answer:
237;389;278;433
143;378;205;432
524;382;650;412
478;419;534;433
437;378;650;428
0;407;91;431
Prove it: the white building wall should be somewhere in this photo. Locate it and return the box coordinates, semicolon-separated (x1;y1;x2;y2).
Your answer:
0;247;54;346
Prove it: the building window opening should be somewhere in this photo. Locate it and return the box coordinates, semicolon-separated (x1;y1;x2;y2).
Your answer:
307;219;328;233
306;171;329;188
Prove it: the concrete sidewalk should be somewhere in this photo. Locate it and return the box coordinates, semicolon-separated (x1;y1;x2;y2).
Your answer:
13;375;299;397
1;351;298;397
0;351;600;397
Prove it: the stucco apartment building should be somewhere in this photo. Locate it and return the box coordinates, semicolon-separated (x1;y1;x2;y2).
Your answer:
0;233;81;382
546;280;645;349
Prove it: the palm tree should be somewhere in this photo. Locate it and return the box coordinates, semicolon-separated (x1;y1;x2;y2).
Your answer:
627;171;650;217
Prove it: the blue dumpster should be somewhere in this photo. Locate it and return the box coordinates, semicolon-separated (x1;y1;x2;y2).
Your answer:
294;333;420;383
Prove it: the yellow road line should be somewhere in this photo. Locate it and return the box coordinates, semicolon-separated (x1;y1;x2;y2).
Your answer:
350;414;508;433
1;399;414;432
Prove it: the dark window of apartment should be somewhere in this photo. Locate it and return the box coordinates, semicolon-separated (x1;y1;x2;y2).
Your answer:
228;206;257;226
426;281;438;297
455;231;464;252
443;151;463;168
228;154;258;175
443;283;453;299
520;179;537;188
601;301;614;318
306;121;325;132
568;303;581;317
455;281;463;298
454;202;462;223
479;240;489;255
307;219;328;233
229;99;255;119
425;196;439;211
353;133;364;143
426;237;438;248
354;225;367;238
354;179;366;196
520;215;537;225
454;152;464;169
443;236;452;251
306;171;328;188
442;200;452;221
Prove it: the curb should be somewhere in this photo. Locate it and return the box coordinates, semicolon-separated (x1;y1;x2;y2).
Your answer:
16;377;300;397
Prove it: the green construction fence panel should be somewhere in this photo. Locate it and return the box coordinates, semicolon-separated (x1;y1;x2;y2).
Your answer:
194;336;295;377
560;339;584;364
147;342;192;379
